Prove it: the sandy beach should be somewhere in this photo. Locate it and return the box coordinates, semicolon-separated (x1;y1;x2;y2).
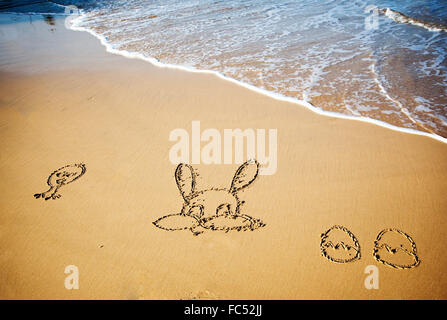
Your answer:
0;14;446;300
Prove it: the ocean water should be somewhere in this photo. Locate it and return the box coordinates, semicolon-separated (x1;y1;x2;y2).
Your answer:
2;0;447;138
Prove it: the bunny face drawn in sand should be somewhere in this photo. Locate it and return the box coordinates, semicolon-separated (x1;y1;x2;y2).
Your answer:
320;225;361;263
373;228;420;269
34;163;86;200
153;160;265;236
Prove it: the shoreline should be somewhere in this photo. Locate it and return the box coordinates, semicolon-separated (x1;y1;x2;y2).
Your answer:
67;11;447;145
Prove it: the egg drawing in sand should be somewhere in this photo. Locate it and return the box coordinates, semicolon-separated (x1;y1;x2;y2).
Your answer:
320;225;361;263
373;228;420;269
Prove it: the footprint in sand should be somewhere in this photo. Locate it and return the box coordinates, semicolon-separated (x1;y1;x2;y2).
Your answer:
153;160;266;236
373;228;420;269
34;163;86;200
320;225;361;263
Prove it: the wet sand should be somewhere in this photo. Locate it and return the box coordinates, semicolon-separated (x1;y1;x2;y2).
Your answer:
0;15;446;299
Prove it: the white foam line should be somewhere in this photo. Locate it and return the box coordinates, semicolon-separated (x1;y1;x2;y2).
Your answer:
68;11;447;144
383;8;446;33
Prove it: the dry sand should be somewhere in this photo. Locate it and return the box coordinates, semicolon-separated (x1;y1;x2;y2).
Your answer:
0;15;446;299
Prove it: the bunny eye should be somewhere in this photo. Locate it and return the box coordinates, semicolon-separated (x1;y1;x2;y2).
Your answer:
216;203;232;216
188;205;204;218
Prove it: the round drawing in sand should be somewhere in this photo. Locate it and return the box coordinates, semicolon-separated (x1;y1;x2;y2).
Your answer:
320;225;361;263
373;228;420;269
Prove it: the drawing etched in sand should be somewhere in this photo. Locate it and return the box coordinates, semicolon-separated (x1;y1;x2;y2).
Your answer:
153;160;266;236
320;225;361;263
373;228;420;269
34;163;86;200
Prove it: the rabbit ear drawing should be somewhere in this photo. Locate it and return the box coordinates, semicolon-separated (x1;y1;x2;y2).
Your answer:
230;159;259;194
175;163;196;201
